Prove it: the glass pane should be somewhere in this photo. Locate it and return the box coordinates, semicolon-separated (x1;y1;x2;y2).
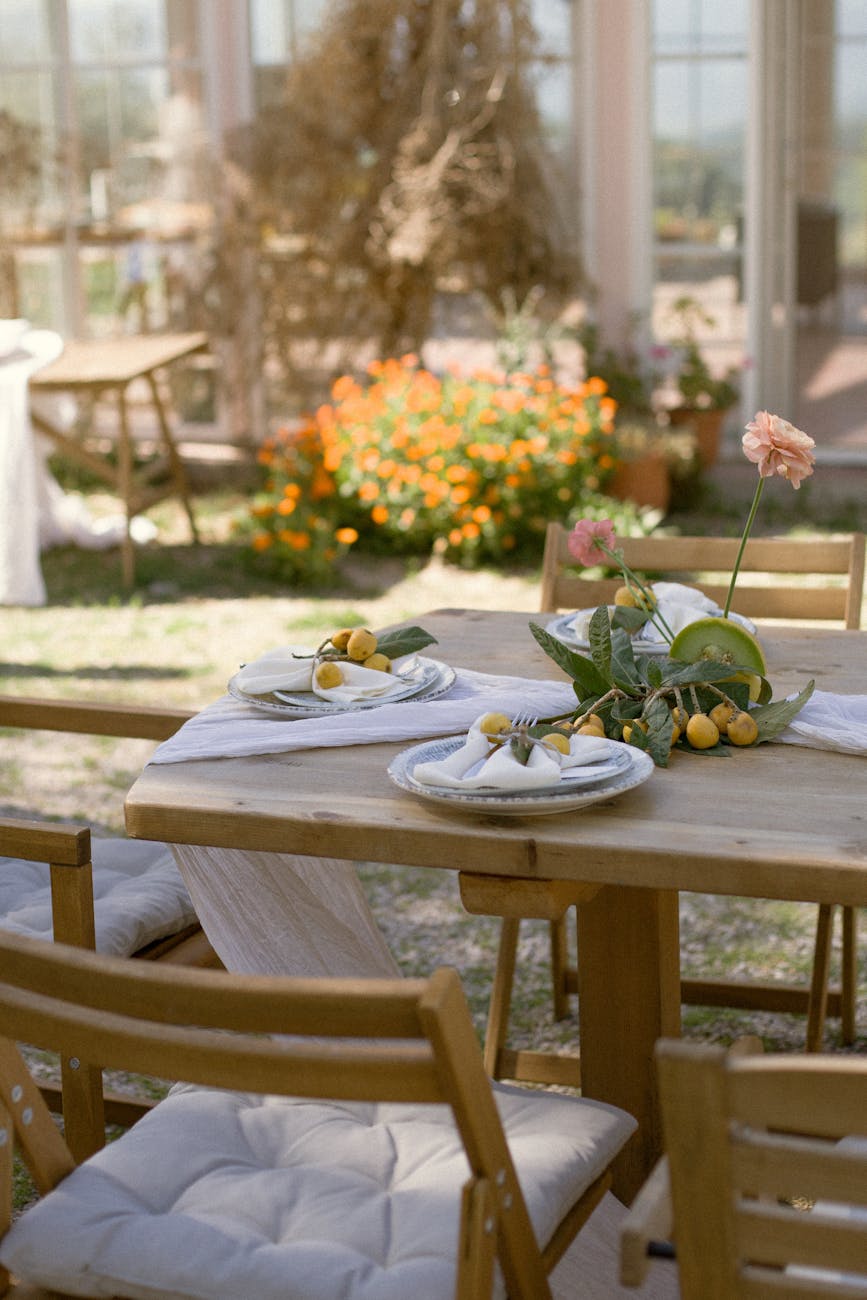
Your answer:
69;0;166;62
654;0;747;54
0;71;60;226
837;0;867;38
0;0;56;62
528;0;571;57
13;246;65;326
250;0;292;63
529;59;574;161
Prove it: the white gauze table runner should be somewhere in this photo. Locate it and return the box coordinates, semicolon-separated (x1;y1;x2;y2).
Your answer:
155;668;577;977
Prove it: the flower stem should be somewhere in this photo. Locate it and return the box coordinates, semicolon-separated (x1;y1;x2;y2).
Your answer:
723;477;764;617
599;544;676;643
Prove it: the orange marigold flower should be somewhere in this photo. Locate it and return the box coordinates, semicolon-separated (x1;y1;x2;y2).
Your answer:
585;376;609;397
445;464;469;483
358;482;379;502
371;504;389;525
335;527;358;544
331;375;359;400
399;352;419;368
252;502;275;518
287;531;311;550
477;407;499;425
448;528;463;546
277;498;297;516
472;505;492;524
450;485;472;505
252;532;273;551
461;522;481;539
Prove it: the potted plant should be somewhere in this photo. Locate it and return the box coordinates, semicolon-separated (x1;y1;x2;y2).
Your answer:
606;419;698;514
662;296;741;467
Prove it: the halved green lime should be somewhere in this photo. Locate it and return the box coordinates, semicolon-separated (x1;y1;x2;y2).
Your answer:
669;616;767;677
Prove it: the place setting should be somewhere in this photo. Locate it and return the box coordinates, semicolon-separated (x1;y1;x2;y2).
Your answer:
546;580;757;657
388;710;655;816
228;624;455;717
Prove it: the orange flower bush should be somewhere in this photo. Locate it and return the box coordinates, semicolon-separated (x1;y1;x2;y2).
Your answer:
239;421;358;585
316;356;618;562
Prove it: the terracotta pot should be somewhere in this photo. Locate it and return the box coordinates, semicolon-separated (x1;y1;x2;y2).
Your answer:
608;451;671;512
668;406;727;468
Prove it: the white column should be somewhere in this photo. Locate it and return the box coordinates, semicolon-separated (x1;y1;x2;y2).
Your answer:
581;0;652;352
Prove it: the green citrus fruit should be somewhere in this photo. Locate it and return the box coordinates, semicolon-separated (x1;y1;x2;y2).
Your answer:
669;616;767;677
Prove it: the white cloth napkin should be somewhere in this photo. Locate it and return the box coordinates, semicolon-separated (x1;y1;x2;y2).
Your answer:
149;668;579;765
571;583;747;645
773;691;867;755
412;718;615;791
234;645;403;703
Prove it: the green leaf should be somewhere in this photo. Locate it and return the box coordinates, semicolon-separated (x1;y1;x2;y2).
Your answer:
753;680;816;743
609;627;643;690
529;623;611;696
588;606;613;677
612;606;651;632
645;660;664;688
660;658;757;687
376;625;438;658
643;696;674;768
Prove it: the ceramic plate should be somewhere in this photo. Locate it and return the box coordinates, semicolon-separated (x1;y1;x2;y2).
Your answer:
387;737;654;817
228;656;455;717
547;608;757;656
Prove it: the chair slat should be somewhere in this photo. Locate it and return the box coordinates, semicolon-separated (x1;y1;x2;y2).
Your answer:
733;1132;867;1206
736;1201;867;1276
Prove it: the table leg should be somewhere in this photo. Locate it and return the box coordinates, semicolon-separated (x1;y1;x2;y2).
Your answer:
116;388;135;588
145;370;199;543
577;885;681;1204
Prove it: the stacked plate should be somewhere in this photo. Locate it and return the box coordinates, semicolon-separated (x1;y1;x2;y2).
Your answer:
228;655;455;717
547;608;756;657
388;736;654;816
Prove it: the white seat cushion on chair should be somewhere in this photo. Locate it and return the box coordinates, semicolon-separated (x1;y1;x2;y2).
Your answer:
0;837;198;955
0;1080;636;1300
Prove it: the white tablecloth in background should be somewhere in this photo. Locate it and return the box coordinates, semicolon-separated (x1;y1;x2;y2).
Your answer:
0;321;155;607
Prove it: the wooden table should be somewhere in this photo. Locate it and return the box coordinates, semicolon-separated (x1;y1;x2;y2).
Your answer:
124;609;867;1201
29;332;207;585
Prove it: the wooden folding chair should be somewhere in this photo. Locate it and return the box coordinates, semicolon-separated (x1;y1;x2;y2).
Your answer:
482;524;866;1085
621;1037;867;1297
0;930;637;1300
0;695;219;1159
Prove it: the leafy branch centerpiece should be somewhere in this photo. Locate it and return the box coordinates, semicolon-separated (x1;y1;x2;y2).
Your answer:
528;411;818;766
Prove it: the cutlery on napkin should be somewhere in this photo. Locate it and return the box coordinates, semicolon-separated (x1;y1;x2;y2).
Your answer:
234;645;409;702
411;716;615;791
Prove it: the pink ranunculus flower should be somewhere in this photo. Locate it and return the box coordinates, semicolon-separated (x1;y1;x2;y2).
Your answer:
742;410;816;489
567;518;617;567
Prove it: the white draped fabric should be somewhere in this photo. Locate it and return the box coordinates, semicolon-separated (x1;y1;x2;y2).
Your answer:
0;321;156;607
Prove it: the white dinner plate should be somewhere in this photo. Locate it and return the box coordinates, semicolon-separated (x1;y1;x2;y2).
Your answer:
228;656;455;717
387;737;654;817
547;607;757;656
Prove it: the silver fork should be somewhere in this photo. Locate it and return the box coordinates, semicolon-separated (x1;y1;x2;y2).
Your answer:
510;710;538;731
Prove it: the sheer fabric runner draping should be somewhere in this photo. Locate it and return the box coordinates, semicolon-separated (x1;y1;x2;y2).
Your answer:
171;844;400;978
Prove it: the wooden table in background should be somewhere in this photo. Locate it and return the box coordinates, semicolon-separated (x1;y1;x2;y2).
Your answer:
30;332;207;585
125;610;867;1201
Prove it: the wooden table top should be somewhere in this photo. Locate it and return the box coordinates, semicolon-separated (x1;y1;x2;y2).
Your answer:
29;331;208;389
125;609;867;906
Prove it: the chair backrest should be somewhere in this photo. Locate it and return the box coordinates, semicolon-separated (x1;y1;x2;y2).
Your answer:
0;931;557;1299
539;522;866;628
656;1038;867;1299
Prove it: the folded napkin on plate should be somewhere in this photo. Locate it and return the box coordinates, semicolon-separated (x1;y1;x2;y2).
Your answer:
412;718;615;791
234;645;404;703
571;582;720;644
773;691;867;756
149;668;579;765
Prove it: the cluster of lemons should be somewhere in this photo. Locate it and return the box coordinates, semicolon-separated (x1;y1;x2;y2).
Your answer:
313;628;392;689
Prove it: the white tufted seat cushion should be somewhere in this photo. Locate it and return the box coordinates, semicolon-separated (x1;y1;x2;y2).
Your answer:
0;837;197;955
0;1079;636;1300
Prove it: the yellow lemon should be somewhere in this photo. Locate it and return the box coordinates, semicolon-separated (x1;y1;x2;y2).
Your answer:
726;711;759;746
346;628;378;661
478;711;512;737
314;661;343;689
685;713;720;749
